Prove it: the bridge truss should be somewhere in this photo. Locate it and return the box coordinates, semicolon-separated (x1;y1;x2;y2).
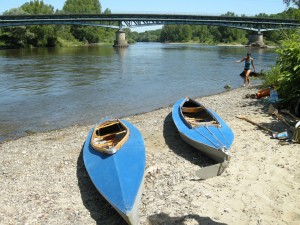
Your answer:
0;14;299;33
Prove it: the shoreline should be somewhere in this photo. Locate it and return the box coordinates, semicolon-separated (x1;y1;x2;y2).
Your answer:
0;88;233;144
1;87;299;225
0;41;278;50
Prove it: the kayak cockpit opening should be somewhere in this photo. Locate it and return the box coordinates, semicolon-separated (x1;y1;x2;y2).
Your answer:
181;98;220;128
91;119;129;154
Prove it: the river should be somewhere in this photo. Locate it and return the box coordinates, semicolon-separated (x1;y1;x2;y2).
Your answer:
0;42;277;142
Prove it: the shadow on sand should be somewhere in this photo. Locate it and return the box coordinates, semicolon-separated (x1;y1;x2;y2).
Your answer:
76;147;127;225
239;96;290;134
163;112;215;168
148;212;227;225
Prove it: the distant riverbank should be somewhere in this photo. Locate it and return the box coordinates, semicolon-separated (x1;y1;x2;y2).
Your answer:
0;40;279;50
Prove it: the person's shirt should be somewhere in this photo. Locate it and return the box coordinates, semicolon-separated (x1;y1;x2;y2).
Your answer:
244;58;252;70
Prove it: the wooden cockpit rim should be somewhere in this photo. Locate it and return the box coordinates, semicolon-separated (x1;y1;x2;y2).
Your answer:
90;119;130;154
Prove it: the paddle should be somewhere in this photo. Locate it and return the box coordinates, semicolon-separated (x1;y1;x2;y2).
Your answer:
235;115;274;134
195;160;229;180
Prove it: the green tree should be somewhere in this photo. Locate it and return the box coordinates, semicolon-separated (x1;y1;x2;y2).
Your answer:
160;25;176;42
179;25;192;42
255;8;300;44
283;0;300;8
103;8;111;14
221;11;235;17
276;31;300;104
263;30;300;109
0;26;29;48
0;1;57;47
20;0;57;47
0;8;28;47
21;0;54;14
218;12;247;44
63;0;101;13
137;30;160;42
63;0;102;43
192;25;213;43
160;25;193;42
209;26;222;43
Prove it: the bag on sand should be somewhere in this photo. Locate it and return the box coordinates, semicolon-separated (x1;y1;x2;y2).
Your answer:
256;88;270;99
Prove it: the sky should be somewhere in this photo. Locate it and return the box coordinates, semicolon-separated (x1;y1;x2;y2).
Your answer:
0;0;292;31
1;0;290;16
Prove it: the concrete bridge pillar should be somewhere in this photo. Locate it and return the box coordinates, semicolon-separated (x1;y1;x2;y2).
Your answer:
113;29;129;48
248;34;265;47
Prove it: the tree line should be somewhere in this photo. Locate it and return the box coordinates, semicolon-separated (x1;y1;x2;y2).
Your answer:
0;0;299;48
133;9;300;45
0;0;115;48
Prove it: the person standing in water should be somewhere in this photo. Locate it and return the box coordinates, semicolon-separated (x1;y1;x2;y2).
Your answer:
235;53;256;87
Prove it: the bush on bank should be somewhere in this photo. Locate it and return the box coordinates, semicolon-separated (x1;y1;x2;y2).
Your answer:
263;29;300;112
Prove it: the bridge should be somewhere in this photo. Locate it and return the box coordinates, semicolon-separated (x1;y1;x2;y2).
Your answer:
1;13;299;47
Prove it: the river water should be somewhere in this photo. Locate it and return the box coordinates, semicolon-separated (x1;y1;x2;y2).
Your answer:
0;43;277;142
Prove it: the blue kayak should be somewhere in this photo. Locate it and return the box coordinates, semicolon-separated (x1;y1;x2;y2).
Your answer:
83;119;146;225
172;97;234;162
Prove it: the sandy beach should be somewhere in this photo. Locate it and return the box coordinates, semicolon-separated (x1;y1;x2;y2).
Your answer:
1;86;299;225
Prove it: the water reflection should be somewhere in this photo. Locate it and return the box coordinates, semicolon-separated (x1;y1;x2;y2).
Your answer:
115;47;128;76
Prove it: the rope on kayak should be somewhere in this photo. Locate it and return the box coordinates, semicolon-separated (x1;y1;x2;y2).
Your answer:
194;126;220;149
218;126;230;149
204;124;231;155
